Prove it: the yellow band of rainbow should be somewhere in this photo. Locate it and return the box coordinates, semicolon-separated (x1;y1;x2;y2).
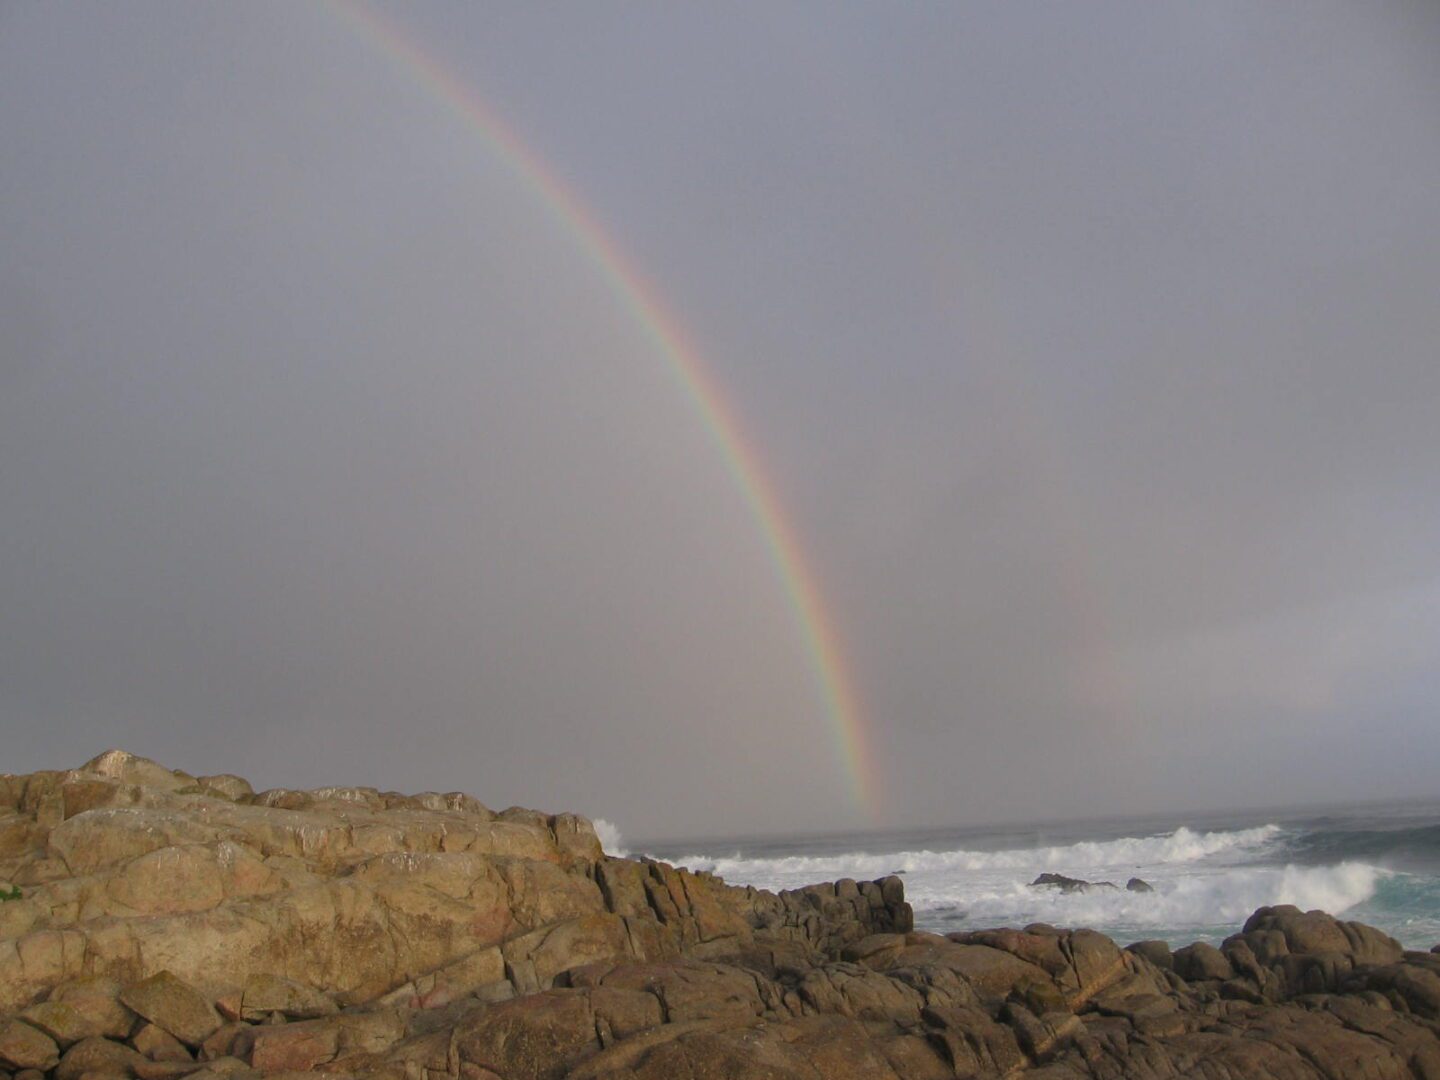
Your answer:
329;1;882;817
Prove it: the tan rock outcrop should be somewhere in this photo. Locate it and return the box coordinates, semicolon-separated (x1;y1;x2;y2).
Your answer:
119;973;221;1048
0;1019;60;1071
3;752;1438;1078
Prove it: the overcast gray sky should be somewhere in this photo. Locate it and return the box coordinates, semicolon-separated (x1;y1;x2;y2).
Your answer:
3;1;1439;839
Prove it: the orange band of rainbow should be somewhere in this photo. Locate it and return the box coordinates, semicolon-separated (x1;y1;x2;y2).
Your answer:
329;1;881;816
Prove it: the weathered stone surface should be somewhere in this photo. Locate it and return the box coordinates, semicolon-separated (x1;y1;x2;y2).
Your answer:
943;925;1128;1007
106;843;281;917
1173;940;1234;982
454;992;599;1079
45;981;135;1042
53;1037;145;1080
0;1021;59;1071
1003;1001;1084;1062
129;1025;190;1063
237;976;334;1022
118;974;220;1048
132;1060;202;1080
181;1059;251;1080
240;1021;338;1072
80;752;192;796
1125;938;1174;971
1239;904;1405;967
4;752;1440;1080
2;754;706;1012
16;1004;107;1051
193;777;252;803
196;1022;248;1063
841;932;906;966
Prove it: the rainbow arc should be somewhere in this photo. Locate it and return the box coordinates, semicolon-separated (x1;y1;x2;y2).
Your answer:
330;1;882;816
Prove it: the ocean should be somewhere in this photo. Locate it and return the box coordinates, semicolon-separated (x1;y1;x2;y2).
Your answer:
636;799;1440;951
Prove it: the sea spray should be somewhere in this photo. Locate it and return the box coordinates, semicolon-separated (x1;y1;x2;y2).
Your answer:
904;861;1383;936
646;814;1440;948
593;817;627;856
665;823;1284;886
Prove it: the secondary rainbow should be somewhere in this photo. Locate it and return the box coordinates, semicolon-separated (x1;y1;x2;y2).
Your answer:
328;1;882;815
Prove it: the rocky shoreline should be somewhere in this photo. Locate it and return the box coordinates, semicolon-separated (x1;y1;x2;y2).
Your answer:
2;752;1438;1078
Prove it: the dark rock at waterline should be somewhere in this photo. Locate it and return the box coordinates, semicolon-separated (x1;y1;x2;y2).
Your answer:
1029;873;1154;894
1031;872;1087;892
1030;872;1118;893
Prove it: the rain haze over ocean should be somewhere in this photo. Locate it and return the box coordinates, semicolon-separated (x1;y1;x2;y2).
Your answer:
3;0;1440;892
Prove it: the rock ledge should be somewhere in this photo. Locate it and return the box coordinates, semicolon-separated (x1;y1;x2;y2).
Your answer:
1;751;1436;1078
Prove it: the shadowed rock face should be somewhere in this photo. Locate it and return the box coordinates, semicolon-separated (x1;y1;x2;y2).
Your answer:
1;752;1438;1079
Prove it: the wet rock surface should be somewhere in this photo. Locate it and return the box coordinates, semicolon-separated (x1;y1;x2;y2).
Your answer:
1029;874;1154;896
1;751;1437;1077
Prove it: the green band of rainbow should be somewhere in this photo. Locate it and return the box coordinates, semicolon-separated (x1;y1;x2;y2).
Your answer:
330;1;881;816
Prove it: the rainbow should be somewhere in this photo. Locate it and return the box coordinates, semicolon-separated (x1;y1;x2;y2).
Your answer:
327;1;882;816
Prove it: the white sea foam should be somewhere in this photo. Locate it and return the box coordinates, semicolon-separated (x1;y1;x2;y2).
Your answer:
665;824;1283;890
651;808;1440;949
908;861;1384;932
593;818;626;856
655;824;1387;945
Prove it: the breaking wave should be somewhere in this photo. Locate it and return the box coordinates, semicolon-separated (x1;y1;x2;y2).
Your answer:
645;806;1440;948
667;824;1283;887
910;861;1384;932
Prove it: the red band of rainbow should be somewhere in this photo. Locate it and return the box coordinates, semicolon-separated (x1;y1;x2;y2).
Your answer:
329;1;882;816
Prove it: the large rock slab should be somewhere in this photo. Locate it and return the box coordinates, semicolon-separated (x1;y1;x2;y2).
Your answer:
0;1019;60;1071
119;972;221;1047
53;1035;147;1080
